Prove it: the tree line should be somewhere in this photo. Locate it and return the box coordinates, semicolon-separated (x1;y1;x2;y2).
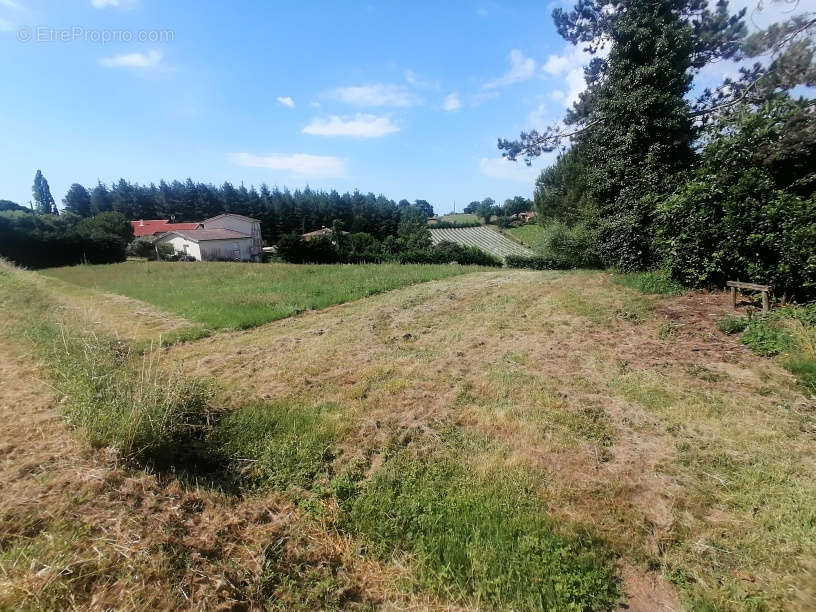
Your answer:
502;0;816;300
13;172;441;246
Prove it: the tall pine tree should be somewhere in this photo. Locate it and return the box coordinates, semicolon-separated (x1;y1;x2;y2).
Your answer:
32;169;57;215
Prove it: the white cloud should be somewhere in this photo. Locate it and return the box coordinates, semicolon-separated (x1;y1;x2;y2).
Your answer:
309;101;321;108
483;49;537;89
302;113;399;138
99;49;163;69
541;45;594;107
442;92;462;112
479;157;541;182
228;152;346;178
0;0;22;10
329;84;420;107
276;96;295;108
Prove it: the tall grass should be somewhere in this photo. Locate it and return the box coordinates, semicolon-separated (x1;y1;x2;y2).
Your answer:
41;262;481;330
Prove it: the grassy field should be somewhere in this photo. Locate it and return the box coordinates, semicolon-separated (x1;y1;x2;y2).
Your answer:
434;213;481;224
503;224;547;251
41;261;480;330
3;260;815;609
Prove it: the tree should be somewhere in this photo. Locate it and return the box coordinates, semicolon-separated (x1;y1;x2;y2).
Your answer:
499;0;748;269
476;197;497;224
90;182;112;214
464;201;480;214
533;147;595;225
657;96;816;299
503;196;532;216
62;184;92;217
413;199;434;217
32;170;57;215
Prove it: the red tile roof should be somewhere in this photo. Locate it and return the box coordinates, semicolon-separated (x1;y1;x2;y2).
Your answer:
158;229;251;242
131;219;200;237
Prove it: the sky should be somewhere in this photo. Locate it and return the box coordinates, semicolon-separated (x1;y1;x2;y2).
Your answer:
0;0;808;214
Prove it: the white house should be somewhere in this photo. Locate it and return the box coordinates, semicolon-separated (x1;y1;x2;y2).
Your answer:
200;214;263;260
155;229;255;261
152;213;263;262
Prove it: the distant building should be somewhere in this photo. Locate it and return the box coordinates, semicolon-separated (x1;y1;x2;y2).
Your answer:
301;226;348;241
200;214;263;260
518;211;537;222
150;213;263;261
154;229;255;261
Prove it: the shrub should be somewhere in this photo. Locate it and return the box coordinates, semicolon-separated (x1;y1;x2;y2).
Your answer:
505;254;560;270
656;98;816;300
539;220;602;269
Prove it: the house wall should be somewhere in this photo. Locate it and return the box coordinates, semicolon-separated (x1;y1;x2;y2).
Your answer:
159;235;202;260
202;215;262;259
199;238;253;261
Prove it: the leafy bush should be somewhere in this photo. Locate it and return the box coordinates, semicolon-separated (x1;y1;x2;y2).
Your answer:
656;98;816;300
539;220;602;269
505;254;560;270
340;452;619;609
0;210;133;268
740;322;794;357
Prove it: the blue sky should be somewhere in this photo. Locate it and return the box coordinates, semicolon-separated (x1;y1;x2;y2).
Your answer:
0;0;799;214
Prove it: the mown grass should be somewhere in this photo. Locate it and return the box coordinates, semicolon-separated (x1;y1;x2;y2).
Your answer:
2;260;622;609
41;261;481;330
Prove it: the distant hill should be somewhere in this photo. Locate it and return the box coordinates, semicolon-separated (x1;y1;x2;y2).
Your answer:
430;226;534;260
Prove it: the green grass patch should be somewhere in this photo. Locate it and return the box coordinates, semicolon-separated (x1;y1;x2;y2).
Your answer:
435;213;481;224
340;450;619;610
613;270;685;295
212;400;340;491
503;224;547;248
41;262;480;330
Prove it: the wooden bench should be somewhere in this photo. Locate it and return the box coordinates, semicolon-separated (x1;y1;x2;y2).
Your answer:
727;281;772;311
